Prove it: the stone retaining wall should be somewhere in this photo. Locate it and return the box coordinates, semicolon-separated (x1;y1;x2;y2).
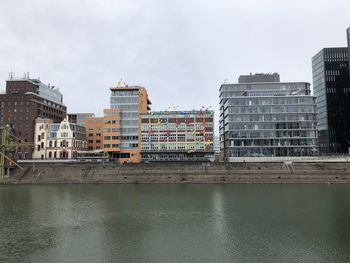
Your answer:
1;162;350;184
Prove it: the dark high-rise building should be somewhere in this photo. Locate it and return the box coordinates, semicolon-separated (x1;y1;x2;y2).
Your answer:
238;73;280;83
348;27;350;75
312;48;350;154
0;76;67;159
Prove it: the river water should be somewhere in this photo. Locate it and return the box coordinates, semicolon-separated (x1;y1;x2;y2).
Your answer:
1;184;350;263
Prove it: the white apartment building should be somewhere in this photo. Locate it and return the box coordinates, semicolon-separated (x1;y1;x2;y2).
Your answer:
32;117;87;159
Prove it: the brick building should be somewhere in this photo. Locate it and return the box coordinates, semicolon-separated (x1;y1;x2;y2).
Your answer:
0;76;66;159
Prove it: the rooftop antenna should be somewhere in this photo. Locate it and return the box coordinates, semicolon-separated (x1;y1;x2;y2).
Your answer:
117;78;123;87
224;79;228;84
8;71;13;80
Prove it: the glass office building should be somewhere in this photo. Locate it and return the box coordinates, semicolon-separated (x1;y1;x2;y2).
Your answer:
111;89;140;150
219;78;318;159
348;27;350;77
109;86;151;162
312;48;350;154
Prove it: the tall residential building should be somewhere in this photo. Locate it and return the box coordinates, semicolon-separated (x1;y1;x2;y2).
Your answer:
238;73;280;84
312;48;350;153
219;75;318;159
68;113;95;127
140;111;214;161
0;76;66;159
32;117;87;159
86;85;151;163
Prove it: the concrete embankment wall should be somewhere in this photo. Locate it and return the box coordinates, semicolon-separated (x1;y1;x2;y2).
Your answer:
1;161;350;184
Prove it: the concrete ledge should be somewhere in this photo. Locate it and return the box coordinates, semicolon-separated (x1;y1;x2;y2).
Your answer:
1;161;350;184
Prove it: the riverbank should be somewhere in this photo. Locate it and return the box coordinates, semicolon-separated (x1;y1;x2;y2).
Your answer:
1;161;350;184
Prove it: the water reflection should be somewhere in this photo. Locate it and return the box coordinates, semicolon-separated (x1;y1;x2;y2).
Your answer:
1;185;350;263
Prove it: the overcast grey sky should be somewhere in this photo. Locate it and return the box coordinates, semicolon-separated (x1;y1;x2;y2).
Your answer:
0;0;349;126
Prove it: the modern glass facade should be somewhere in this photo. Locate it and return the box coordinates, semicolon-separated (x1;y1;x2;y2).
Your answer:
108;86;151;162
348;27;350;77
110;89;140;149
312;48;350;154
219;82;318;158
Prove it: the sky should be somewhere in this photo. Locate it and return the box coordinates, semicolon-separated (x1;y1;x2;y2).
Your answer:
0;0;349;132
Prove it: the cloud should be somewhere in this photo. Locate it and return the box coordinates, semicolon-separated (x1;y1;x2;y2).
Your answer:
0;0;349;135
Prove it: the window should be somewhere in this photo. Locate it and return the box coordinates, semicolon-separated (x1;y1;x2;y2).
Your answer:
61;132;68;137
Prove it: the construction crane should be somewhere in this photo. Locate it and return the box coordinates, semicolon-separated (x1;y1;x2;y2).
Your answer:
0;125;34;180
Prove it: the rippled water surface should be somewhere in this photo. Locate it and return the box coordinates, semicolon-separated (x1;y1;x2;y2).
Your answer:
1;184;350;263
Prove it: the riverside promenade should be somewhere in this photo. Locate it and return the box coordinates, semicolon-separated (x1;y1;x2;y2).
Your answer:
2;157;350;184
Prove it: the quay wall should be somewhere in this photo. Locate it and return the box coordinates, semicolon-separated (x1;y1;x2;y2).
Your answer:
2;161;350;184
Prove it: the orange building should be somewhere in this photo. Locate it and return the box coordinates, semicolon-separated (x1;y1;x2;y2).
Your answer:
86;85;151;163
86;109;121;158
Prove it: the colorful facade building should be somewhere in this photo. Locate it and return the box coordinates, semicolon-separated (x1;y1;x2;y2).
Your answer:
32;117;87;159
86;85;151;163
140;110;214;161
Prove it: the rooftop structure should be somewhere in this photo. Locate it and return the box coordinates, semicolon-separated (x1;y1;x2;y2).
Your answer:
238;73;280;84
